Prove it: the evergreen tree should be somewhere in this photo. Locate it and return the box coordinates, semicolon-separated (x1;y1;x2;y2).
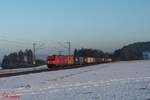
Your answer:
1;55;9;69
25;49;33;64
18;50;24;63
74;49;78;57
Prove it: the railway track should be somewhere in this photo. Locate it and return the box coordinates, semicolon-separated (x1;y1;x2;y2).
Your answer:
0;68;49;78
0;64;99;78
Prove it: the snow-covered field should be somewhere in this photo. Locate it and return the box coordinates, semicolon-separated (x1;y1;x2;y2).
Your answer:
0;60;150;100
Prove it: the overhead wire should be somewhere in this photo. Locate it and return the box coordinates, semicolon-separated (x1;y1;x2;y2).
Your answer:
0;33;70;56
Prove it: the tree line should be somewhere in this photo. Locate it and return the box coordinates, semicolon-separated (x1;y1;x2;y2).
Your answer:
1;49;45;69
74;48;111;58
113;42;150;61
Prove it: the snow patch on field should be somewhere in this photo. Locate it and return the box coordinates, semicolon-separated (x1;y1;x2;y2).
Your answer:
0;60;150;100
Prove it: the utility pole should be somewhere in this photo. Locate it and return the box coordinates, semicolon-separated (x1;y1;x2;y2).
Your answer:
66;41;71;56
33;43;36;65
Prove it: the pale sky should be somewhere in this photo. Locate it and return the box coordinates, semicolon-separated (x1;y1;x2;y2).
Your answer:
0;0;150;60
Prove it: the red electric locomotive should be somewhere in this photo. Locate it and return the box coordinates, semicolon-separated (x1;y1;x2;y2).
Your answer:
47;55;74;68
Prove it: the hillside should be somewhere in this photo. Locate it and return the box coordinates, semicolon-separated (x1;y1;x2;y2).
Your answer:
113;41;150;60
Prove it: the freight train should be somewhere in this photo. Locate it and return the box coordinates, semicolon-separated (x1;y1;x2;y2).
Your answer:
47;55;112;68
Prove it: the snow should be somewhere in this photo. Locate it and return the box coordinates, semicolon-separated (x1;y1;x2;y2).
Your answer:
0;60;150;100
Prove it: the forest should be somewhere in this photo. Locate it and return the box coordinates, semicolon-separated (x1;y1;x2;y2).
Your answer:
1;49;45;69
113;42;150;61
